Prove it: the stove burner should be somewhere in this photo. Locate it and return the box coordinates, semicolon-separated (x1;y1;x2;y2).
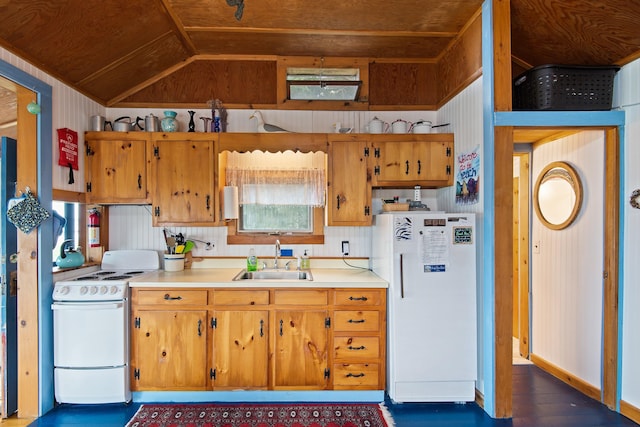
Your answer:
74;275;101;281
125;270;145;275
103;275;132;281
95;271;116;276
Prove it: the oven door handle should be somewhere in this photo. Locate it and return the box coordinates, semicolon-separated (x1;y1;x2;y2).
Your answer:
51;302;124;310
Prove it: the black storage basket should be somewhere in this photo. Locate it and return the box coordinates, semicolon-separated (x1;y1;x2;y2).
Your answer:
513;64;620;111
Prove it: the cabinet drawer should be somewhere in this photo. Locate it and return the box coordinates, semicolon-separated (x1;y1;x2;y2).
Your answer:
333;363;379;387
135;290;208;306
334;290;384;306
273;290;328;305
213;290;269;305
334;311;380;332
333;337;380;359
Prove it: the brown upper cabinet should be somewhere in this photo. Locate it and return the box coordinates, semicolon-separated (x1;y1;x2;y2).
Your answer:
148;133;217;226
370;134;454;188
327;135;373;226
85;131;149;204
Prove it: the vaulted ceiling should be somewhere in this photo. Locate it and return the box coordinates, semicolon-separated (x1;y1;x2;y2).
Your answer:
1;0;639;135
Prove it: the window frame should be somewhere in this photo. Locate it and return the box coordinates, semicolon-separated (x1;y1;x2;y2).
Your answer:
226;207;325;245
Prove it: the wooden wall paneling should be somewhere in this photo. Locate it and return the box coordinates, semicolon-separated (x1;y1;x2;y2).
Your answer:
80;33;190;106
437;11;483;108
119;59;278;107
492;0;513;419
16;85;39;417
603;127;620;409
369;62;437;107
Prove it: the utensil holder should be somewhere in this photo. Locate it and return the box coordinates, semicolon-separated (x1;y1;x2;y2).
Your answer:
164;253;185;272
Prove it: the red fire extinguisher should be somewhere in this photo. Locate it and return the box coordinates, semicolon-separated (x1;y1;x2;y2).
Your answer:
88;208;100;248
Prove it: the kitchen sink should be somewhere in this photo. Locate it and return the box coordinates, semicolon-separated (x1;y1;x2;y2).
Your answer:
232;269;313;281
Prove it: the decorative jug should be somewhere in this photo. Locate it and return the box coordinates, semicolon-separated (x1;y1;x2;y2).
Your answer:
161;111;179;132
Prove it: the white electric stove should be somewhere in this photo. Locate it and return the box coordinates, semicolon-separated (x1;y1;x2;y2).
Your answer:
52;250;159;404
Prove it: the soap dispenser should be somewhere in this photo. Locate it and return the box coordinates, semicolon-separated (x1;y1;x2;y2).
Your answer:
247;248;258;271
301;250;310;269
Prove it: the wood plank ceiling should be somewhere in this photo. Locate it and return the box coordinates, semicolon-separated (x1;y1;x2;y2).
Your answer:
0;0;639;141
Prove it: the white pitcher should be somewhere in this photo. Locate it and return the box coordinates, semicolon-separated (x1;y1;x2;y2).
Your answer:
368;117;388;134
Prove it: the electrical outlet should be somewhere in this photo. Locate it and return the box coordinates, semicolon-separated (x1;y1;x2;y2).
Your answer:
341;241;350;256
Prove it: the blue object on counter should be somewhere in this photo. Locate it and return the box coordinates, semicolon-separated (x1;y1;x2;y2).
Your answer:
280;249;293;257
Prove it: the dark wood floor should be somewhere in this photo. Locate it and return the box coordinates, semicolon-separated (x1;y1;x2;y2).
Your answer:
387;364;639;427
27;365;639;426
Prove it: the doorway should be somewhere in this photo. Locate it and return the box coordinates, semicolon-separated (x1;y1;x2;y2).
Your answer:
509;128;619;409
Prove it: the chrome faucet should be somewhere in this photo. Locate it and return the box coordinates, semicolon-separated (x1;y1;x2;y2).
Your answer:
274;239;281;269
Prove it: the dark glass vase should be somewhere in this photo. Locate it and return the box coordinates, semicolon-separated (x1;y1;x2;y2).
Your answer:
188;110;196;132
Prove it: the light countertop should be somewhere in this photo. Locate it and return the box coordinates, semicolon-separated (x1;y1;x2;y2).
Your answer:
129;258;387;289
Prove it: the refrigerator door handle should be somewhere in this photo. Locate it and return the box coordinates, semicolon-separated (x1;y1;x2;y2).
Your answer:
399;253;405;298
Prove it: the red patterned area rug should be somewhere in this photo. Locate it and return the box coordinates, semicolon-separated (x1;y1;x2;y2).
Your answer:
125;403;394;427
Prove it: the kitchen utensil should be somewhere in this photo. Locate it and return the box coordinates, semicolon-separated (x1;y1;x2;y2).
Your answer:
184;240;195;253
367;117;388;134
411;120;432;133
175;245;185;254
391;119;410;133
166;236;176;253
113;116;143;132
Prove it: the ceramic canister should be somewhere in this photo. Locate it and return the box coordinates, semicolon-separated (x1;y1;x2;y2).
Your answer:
391;119;409;133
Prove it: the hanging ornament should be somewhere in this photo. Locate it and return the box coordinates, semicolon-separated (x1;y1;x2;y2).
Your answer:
27;101;41;114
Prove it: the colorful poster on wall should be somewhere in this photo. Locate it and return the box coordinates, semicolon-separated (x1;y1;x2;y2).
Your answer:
456;145;480;205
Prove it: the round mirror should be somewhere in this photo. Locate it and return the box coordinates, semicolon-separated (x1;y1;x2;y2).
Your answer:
534;161;583;230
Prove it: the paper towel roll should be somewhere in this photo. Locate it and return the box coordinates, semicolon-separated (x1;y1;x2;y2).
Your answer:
223;186;239;219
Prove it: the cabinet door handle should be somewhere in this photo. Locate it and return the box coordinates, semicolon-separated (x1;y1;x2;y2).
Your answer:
336;195;341;210
197;319;202;336
279;319;284;336
348;319;365;324
348;345;366;351
206;195;211;210
137;174;142;189
260;319;264;337
346;373;365;378
417;160;421;175
348;296;368;301
400;254;405;299
405;160;410;175
164;294;182;301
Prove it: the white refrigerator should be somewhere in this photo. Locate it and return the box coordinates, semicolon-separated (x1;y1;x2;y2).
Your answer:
371;212;477;403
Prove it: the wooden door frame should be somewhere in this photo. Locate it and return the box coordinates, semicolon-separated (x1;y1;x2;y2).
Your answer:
512;151;530;359
0;59;54;418
496;127;620;411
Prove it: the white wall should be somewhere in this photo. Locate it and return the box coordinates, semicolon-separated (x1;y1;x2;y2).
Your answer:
616;57;640;409
0;47;105;193
531;131;605;389
437;77;485;395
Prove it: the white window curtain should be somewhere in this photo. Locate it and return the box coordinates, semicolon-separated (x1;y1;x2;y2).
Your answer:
226;168;326;207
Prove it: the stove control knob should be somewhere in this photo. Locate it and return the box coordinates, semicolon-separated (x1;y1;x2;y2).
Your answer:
57;286;70;295
90;286;98;295
110;286;119;295
80;286;88;295
99;285;108;295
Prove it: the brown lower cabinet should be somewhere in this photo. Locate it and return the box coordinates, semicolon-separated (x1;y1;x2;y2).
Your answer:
130;287;386;391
